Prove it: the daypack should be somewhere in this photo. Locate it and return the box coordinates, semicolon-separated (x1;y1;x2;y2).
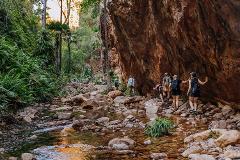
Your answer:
163;76;171;85
191;78;200;93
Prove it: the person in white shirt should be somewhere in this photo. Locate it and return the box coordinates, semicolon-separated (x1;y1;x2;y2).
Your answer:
127;75;135;96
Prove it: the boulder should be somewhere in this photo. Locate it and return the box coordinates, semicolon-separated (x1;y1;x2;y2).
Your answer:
19;107;38;123
81;99;99;110
188;154;216;160
29;135;38;140
57;112;72;120
61;94;87;105
108;137;135;150
96;117;110;124
182;145;202;157
221;105;232;116
150;153;167;160
215;130;240;147
124;115;135;122
112;143;129;150
21;153;36;160
209;120;227;129
144;99;161;120
108;90;123;99
72;120;89;131
222;146;240;159
8;157;18;160
184;129;240;148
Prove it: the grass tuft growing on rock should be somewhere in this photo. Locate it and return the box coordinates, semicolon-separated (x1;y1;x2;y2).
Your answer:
145;118;174;137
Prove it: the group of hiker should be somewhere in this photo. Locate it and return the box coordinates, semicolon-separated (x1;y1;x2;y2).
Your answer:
126;72;208;114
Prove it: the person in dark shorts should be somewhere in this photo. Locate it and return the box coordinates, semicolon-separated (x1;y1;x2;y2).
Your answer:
114;78;120;90
153;83;164;103
171;75;188;109
186;72;208;113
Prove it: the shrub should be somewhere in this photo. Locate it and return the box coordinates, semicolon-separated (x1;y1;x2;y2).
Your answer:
144;118;174;137
0;38;61;112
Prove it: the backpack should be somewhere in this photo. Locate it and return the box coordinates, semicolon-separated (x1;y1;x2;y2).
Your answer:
191;78;200;93
163;76;171;85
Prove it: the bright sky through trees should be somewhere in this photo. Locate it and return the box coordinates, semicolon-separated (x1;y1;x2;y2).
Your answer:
48;0;81;28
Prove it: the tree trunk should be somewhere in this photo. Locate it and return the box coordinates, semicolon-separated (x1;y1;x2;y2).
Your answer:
67;32;71;74
65;0;72;25
55;32;61;75
59;0;63;75
41;0;47;29
60;0;63;24
102;0;112;90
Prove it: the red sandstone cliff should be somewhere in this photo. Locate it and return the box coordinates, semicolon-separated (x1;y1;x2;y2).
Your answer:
102;0;240;103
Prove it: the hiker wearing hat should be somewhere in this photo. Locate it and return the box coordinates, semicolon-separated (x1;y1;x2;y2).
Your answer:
162;73;172;99
186;72;208;113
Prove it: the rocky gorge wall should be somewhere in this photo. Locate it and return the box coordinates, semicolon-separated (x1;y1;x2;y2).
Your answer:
102;0;240;103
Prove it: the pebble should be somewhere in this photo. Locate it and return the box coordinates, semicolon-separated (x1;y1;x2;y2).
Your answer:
144;140;152;145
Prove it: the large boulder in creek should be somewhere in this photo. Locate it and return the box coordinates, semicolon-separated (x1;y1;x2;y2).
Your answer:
103;0;240;103
222;145;240;159
188;154;216;160
108;137;135;150
21;153;36;160
184;129;240;148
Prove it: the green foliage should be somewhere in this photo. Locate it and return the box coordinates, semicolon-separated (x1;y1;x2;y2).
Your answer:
145;118;174;137
0;38;61;112
34;29;55;66
47;21;70;32
0;0;62;114
81;0;100;12
62;4;101;81
119;83;128;93
0;0;38;51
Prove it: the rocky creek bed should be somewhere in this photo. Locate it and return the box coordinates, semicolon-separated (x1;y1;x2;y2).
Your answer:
0;83;239;160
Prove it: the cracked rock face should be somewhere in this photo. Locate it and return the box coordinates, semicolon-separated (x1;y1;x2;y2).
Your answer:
103;0;240;103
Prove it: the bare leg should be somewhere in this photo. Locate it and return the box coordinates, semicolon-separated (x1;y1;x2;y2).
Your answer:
167;87;171;99
160;94;164;103
129;87;133;96
176;96;179;108
172;96;176;109
193;97;198;111
189;97;194;110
